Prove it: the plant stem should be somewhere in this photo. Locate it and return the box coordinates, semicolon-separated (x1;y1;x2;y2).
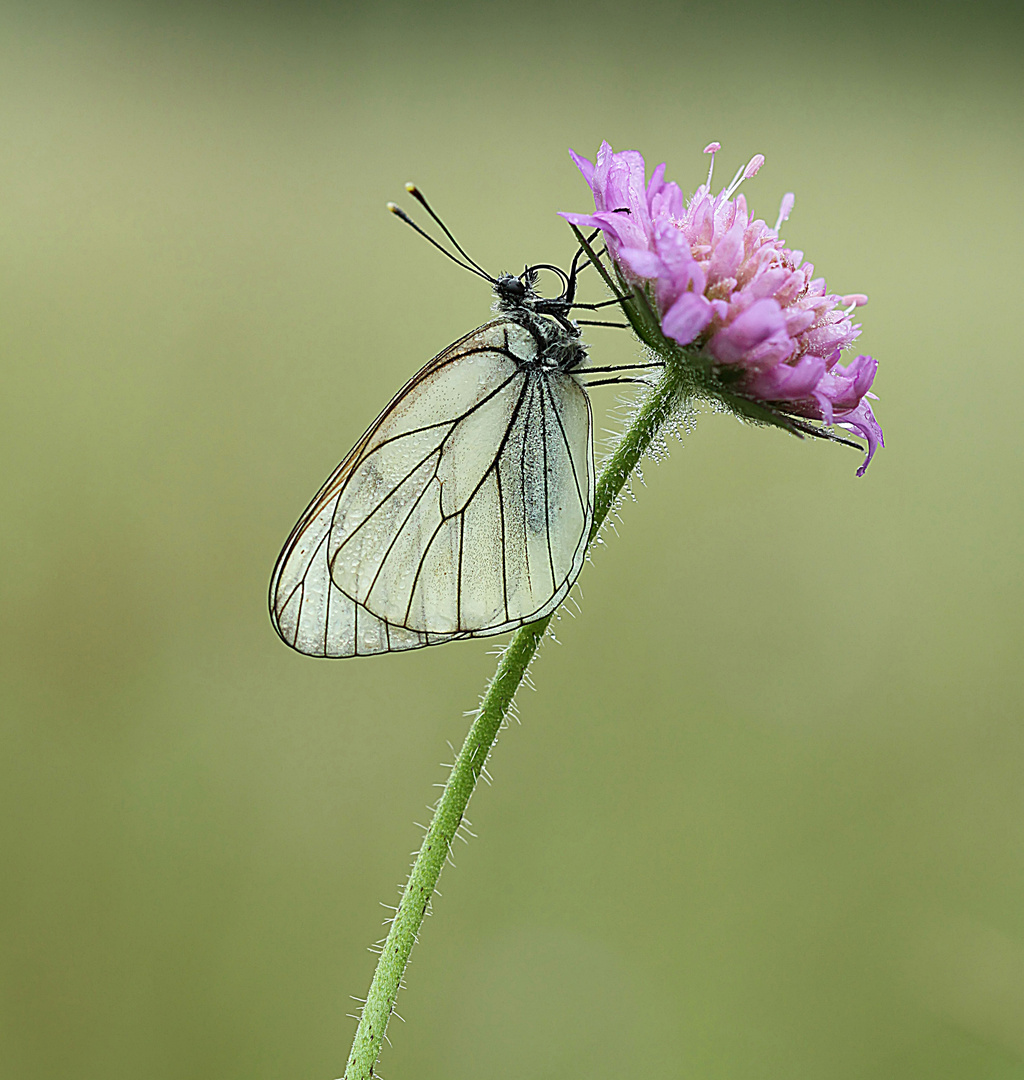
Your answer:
343;358;690;1080
342;621;548;1080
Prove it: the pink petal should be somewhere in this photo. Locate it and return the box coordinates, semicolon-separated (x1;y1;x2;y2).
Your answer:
745;354;827;401
568;148;595;188
708;298;793;367
616;247;664;279
662;293;713;346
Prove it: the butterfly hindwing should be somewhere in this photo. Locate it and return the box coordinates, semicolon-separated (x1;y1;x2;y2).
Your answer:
269;457;463;657
490;362;592;631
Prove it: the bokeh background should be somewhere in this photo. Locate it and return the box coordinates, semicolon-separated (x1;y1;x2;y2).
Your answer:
2;1;1022;1077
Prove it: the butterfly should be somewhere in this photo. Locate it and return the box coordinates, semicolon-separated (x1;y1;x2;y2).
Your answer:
269;186;646;658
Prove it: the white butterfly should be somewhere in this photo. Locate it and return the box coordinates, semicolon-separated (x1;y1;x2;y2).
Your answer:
269;189;636;658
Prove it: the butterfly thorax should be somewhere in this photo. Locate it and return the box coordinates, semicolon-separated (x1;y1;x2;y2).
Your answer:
492;271;586;374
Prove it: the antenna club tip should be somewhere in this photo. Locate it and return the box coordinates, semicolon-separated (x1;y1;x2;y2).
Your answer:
404;182;418;194
386;201;399;212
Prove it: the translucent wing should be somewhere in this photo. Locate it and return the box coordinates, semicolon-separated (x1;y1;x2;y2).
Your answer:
270;317;593;657
269;480;457;658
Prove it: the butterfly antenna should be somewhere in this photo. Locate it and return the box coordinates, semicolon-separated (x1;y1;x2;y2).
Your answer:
387;201;494;283
402;183;495;280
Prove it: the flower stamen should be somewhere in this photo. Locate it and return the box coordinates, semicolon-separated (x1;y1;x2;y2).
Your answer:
722;153;766;200
723;162;746;199
842;293;869;315
774;192;795;234
744;154;765;179
703;141;721;188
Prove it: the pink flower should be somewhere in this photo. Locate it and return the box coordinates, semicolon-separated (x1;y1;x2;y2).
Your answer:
561;142;884;475
561;144;682;268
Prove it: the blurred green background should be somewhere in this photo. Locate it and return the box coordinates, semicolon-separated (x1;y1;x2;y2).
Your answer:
2;1;1022;1077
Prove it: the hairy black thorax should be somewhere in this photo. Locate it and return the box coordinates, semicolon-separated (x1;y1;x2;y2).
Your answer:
492;270;588;374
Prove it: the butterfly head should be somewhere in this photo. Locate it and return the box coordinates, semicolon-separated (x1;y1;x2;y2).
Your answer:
493;272;531;310
493;265;575;317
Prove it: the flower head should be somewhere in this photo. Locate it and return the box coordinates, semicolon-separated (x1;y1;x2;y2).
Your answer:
561;141;883;475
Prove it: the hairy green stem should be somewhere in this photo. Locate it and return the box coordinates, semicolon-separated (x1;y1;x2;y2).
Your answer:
343;357;690;1080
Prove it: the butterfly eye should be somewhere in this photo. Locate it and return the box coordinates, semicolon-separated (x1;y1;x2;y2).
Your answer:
495;274;526;300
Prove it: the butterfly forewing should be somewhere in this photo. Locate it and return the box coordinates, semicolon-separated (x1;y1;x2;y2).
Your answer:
269;316;594;657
